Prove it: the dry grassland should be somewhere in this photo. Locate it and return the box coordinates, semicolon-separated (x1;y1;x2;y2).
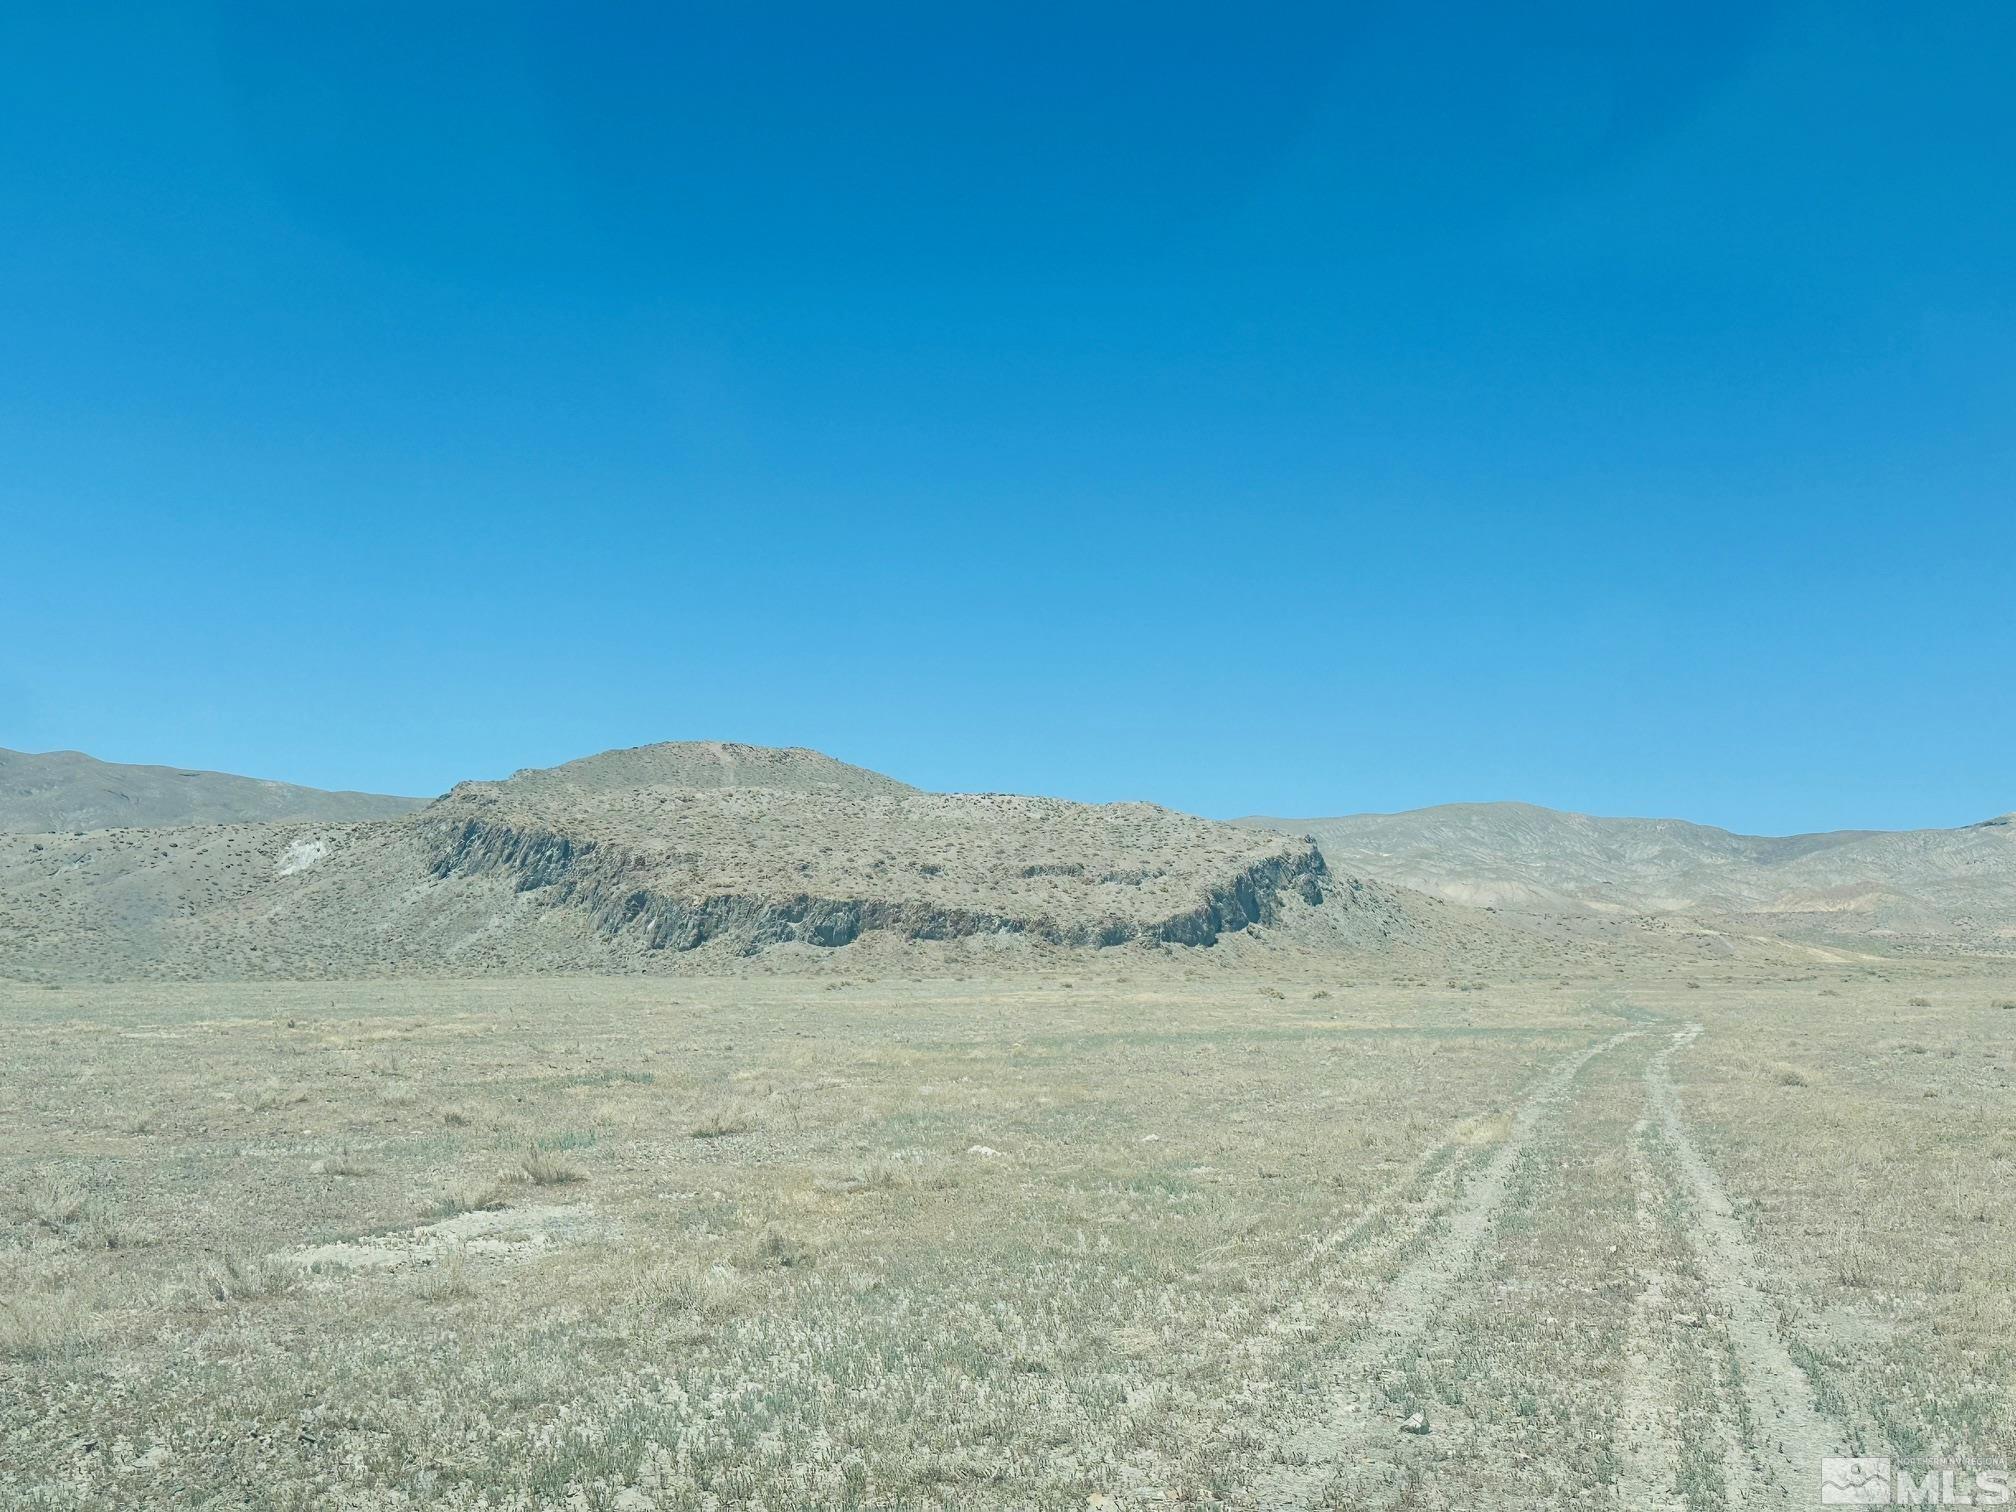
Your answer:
1;963;2010;1508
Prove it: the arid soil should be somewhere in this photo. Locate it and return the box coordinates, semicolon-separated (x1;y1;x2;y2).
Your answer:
3;957;2009;1508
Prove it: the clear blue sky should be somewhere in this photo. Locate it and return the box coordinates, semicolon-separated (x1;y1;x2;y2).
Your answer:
4;3;2011;834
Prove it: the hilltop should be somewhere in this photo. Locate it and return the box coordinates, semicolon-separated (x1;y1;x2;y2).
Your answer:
483;740;919;799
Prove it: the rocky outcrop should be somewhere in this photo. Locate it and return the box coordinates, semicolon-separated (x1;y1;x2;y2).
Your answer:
425;814;1331;955
1149;848;1329;945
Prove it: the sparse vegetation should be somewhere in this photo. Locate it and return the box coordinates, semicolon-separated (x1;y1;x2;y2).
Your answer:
427;1178;510;1219
0;1293;87;1361
1;968;2009;1506
22;1176;87;1232
519;1146;586;1186
689;1103;755;1139
248;1081;309;1111
416;1247;473;1302
197;1251;301;1304
312;1151;373;1177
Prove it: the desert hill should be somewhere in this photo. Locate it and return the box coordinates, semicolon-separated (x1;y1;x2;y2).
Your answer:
487;740;919;799
0;743;1499;980
0;747;423;832
1240;802;2016;944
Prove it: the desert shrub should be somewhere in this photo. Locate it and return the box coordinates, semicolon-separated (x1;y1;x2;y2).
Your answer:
521;1147;586;1186
814;1157;910;1196
248;1082;309;1112
427;1179;509;1219
0;1294;87;1361
199;1252;300;1304
742;1225;816;1270
627;1259;748;1318
1831;1233;1881;1289
24;1177;88;1232
690;1104;755;1139
417;1247;473;1302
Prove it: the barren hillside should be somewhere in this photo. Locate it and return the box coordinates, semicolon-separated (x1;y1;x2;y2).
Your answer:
0;747;423;831
1241;802;2016;944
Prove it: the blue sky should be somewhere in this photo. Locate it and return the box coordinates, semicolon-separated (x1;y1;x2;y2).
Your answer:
4;3;2011;833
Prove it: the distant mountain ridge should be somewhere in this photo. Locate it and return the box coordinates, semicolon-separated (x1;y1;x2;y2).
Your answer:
1238;801;2016;940
6;740;2007;978
0;747;423;832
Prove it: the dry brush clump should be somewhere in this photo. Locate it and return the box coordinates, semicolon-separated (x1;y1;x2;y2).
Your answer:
427;1177;511;1219
741;1224;818;1270
689;1102;757;1139
14;1178;141;1252
21;1176;88;1232
813;1155;914;1196
623;1257;751;1320
0;1292;88;1362
195;1251;301;1304
520;1147;586;1186
311;1151;373;1177
246;1081;309;1112
416;1246;473;1303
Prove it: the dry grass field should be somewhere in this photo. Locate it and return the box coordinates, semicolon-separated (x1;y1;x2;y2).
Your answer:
2;961;2011;1509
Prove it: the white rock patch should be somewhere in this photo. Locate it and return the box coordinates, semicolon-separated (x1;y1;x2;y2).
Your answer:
274;836;329;877
286;1203;599;1276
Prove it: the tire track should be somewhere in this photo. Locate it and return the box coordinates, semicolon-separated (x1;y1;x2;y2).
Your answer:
1644;1023;1851;1510
1236;1029;1643;1510
1616;1114;1686;1510
1185;1060;1564;1475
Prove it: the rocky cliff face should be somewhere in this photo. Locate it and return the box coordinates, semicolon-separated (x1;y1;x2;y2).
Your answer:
424;810;1331;954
